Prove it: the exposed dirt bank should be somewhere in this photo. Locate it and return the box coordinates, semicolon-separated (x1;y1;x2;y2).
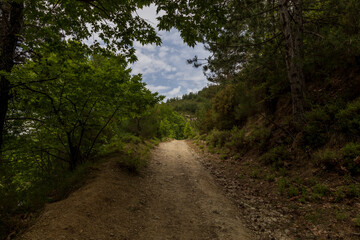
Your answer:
19;140;251;240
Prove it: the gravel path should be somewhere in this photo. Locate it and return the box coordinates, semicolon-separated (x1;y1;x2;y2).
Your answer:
19;140;251;240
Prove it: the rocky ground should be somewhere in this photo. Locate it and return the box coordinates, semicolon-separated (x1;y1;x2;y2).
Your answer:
189;140;360;240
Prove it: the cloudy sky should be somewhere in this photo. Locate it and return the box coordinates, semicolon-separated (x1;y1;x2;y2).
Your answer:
132;5;210;99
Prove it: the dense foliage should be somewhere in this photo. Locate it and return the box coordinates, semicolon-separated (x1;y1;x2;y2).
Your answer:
158;0;360;125
162;0;360;157
1;0;360;238
0;40;190;238
164;4;360;232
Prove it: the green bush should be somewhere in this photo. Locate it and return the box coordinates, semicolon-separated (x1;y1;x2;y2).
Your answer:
250;168;261;179
117;143;150;173
121;134;142;144
99;135;126;155
266;173;276;182
341;142;360;175
248;126;271;150
226;126;247;151
183;121;196;139
336;97;360;136
0;159;93;239
117;151;147;173
332;187;346;202
288;185;302;198
355;215;360;227
206;129;231;148
260;145;289;170
304;107;331;148
312;183;330;201
199;134;206;141
313;148;339;170
334;210;349;221
277;176;309;199
277;177;289;196
345;184;360;198
150;138;160;146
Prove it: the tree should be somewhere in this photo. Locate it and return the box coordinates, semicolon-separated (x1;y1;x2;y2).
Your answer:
278;0;306;126
183;121;195;139
0;0;161;157
155;0;308;125
8;42;162;170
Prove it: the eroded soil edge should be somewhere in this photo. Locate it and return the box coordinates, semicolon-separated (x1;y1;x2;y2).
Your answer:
19;140;251;240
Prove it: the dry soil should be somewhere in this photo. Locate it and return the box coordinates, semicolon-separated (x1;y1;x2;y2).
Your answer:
19;140;252;240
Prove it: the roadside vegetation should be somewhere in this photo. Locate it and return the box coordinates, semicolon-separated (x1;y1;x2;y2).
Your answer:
0;42;191;238
0;1;200;238
164;1;360;237
2;0;360;239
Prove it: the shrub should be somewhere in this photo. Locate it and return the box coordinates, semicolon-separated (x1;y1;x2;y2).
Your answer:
287;185;300;197
277;177;309;199
206;129;231;148
260;145;289;170
199;134;206;141
121;134;142;144
248;126;271;150
355;215;360;227
313;148;340;170
345;184;360;198
226;126;247;151
341;142;360;175
211;85;238;130
336;97;360;136
332;187;346;202
304;107;331;148
150;138;160;146
277;177;289;195
250;168;261;179
312;183;330;200
183;121;196;139
0;159;93;239
266;173;276;182
117;146;149;173
99;135;125;155
334;210;349;221
220;154;228;160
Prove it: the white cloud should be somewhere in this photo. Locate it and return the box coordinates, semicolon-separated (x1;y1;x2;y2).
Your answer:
167;86;182;97
146;85;170;92
135;4;164;27
134;41;157;52
131;5;210;99
186;87;202;94
132;50;176;74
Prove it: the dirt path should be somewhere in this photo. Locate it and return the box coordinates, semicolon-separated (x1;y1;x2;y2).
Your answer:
19;140;251;240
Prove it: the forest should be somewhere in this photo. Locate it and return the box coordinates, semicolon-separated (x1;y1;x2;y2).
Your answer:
1;0;360;239
164;0;360;236
0;0;191;237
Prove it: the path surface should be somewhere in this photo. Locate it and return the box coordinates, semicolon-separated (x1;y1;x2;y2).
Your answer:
19;140;251;240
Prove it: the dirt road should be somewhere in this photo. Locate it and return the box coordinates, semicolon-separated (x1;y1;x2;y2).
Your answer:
19;140;251;240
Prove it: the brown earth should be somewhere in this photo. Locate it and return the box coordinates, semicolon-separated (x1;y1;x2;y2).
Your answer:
18;140;252;240
189;140;360;240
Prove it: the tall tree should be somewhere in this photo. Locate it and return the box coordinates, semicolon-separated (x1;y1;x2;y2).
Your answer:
279;0;306;126
156;0;307;125
0;1;24;153
9;42;162;170
0;0;161;157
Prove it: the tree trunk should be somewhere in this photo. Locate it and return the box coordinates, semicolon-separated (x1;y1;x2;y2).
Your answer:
67;135;81;171
278;0;306;127
136;117;142;136
0;1;24;155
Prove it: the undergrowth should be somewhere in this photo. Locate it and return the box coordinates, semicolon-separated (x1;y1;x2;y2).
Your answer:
0;134;159;239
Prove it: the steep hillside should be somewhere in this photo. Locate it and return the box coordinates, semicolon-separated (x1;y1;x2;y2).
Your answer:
167;70;360;238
